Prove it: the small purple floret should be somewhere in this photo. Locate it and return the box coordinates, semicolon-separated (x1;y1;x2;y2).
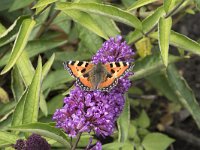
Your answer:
89;141;102;150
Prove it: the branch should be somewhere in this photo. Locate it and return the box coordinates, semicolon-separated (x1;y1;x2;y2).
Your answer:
165;126;200;148
71;132;82;150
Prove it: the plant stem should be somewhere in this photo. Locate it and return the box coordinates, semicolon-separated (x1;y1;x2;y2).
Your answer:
132;0;187;44
71;132;82;150
35;10;61;38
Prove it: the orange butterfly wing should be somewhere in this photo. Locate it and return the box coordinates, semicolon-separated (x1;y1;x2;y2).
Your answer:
64;61;94;78
64;61;94;90
98;62;132;91
104;62;132;78
98;76;118;91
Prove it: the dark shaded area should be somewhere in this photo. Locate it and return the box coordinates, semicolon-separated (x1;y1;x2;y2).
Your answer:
170;13;200;150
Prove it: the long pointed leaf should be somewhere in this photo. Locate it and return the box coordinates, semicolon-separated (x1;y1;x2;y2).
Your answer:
118;95;130;143
0;131;19;144
167;65;200;128
0;16;29;47
16;51;35;86
22;57;42;124
132;53;181;80
158;17;172;67
150;30;200;55
1;18;35;75
62;9;108;39
128;0;158;11
11;89;28;127
11;66;25;101
56;2;142;30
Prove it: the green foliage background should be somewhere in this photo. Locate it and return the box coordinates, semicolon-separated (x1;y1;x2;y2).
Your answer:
0;0;200;149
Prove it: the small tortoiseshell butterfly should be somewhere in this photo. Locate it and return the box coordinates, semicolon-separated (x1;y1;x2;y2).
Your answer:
63;61;133;92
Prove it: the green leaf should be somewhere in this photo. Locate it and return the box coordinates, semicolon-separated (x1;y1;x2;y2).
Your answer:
146;72;179;102
150;30;200;55
42;70;73;91
0;101;16;116
52;12;71;34
33;0;57;8
91;14;120;37
121;142;134;150
16;51;34;86
164;0;176;13
11;89;28;127
142;133;174;150
39;94;48;117
126;29;143;44
0;140;10;147
0;0;14;11
122;0;136;8
102;142;124;150
142;6;165;34
1;18;35;75
11;66;24;101
118;95;130;143
158;17;172;67
42;53;55;79
22;57;42;124
59;9;108;39
132;53;181;81
137;110;150;128
167;65;200;128
0;39;67;67
0;16;29;47
56;2;142;30
9;0;34;11
40;54;55;116
0;131;19;144
78;25;103;54
9;122;70;148
0;23;6;35
127;6;165;44
55;51;91;62
0;87;9;103
47;95;64;115
128;0;158;11
194;0;200;9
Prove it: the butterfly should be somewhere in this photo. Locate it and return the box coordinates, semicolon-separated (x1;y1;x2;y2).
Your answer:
63;61;133;92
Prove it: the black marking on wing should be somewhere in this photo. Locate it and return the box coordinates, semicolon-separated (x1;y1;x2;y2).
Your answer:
115;62;120;67
123;62;127;66
71;61;75;65
111;69;115;74
106;74;112;78
81;68;86;73
83;73;89;78
77;62;83;66
110;63;113;68
85;63;89;67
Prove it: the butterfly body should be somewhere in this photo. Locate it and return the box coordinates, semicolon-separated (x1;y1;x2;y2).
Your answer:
64;61;133;91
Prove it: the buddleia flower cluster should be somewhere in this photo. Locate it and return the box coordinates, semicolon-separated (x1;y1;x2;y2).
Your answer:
13;134;51;150
53;36;134;149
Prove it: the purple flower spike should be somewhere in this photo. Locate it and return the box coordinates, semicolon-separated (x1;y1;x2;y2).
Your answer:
53;35;134;143
92;35;134;64
53;87;125;137
13;134;51;150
